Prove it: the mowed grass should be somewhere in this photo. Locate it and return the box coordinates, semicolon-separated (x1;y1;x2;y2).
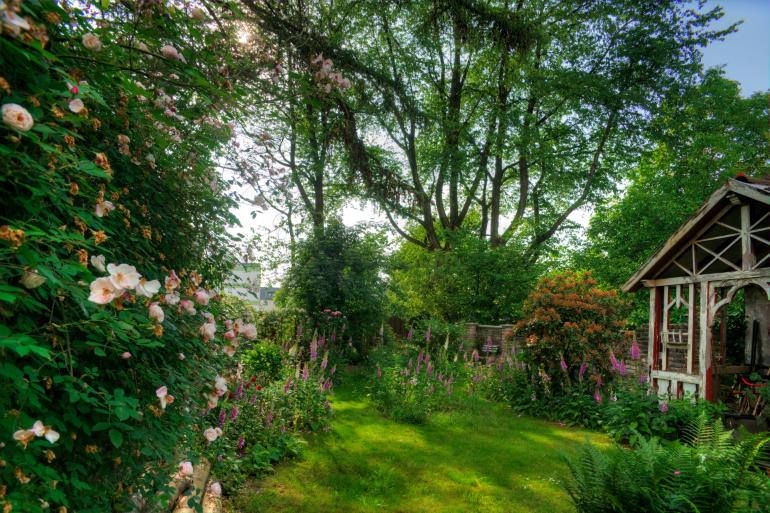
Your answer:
229;374;608;513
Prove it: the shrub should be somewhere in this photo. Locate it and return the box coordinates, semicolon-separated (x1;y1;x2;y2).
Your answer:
516;271;630;390
219;294;259;323
369;344;460;423
387;228;539;323
409;318;466;353
255;308;304;345
202;351;334;494
241;343;284;384
565;416;770;513
601;383;725;444
0;0;246;510
282;221;387;354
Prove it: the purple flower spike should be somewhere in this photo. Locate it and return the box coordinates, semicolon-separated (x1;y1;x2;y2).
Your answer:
283;379;292;394
266;411;273;426
560;357;568;372
640;374;649;384
218;408;226;428
321;353;328;371
238;437;245;450
330;365;337;376
579;361;587;378
594;391;602;403
425;326;431;343
407;328;413;341
660;401;668;413
231;406;239;421
609;351;619;371
630;341;641;360
302;365;309;382
310;339;318;361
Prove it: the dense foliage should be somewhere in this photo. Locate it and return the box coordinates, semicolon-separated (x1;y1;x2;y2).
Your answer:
203;345;334;494
0;0;255;511
515;271;630;389
368;342;463;424
282;221;387;351
566;417;770;513
388;229;538;323
576;70;770;320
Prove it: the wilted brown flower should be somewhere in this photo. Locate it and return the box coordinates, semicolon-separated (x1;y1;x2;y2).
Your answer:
92;230;107;245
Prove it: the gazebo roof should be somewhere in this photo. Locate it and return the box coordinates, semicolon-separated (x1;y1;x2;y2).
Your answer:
622;176;770;293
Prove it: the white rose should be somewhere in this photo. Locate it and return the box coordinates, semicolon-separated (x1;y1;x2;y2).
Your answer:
90;254;106;273
68;99;86;114
2;103;34;131
20;269;46;289
190;7;206;20
160;45;180;60
82;33;103;52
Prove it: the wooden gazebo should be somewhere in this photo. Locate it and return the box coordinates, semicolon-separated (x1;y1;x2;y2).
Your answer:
623;176;770;401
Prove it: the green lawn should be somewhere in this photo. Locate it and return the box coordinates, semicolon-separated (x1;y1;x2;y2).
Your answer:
229;375;608;513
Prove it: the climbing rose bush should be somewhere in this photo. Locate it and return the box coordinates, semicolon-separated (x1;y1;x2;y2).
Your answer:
0;0;252;510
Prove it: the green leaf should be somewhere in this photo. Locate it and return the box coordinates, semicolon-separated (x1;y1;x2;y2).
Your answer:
108;429;123;448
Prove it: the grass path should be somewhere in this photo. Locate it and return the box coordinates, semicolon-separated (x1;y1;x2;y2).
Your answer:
229;374;607;513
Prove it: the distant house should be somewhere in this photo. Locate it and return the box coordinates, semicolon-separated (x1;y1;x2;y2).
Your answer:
257;286;280;311
223;263;261;305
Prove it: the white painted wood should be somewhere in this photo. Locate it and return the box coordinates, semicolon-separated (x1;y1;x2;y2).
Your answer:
623;179;770;292
741;204;752;270
699;282;711;395
687;283;695;374
648;288;656;368
651;369;701;384
641;268;770;287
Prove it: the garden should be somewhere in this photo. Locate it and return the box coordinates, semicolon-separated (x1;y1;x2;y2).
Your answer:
1;1;769;513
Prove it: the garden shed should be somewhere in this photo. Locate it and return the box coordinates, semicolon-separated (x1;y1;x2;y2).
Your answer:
623;175;770;401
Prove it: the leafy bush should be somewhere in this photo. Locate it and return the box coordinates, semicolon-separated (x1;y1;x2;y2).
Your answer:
282;221;388;355
369;344;461;424
254;308;304;345
241;343;285;384
219;294;259;323
601;383;725;444
409;318;466;353
516;271;630;390
387;227;539;323
565;416;770;513
202;351;334;493
0;0;248;511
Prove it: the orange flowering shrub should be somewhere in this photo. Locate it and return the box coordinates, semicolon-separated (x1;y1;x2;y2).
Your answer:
516;271;630;387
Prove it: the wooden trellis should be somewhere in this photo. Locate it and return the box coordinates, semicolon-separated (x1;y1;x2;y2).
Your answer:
624;176;770;401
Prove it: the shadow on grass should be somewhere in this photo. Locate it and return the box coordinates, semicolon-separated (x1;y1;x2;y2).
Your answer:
228;373;606;513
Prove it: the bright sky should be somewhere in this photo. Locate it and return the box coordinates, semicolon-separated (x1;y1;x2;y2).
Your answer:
228;0;770;266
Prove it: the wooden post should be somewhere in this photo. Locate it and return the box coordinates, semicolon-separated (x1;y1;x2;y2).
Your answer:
699;282;714;400
687;283;696;374
741;204;753;270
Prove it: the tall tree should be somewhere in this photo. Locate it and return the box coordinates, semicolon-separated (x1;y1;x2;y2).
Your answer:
238;0;730;260
576;70;770;288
